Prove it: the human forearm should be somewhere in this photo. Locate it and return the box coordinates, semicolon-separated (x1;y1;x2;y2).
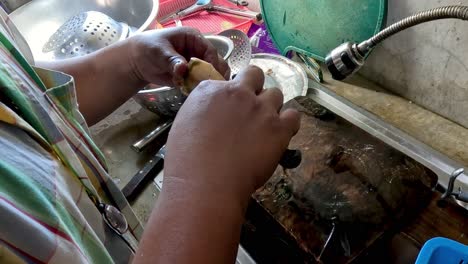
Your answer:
37;39;146;125
36;28;229;125
133;67;300;263
134;173;247;264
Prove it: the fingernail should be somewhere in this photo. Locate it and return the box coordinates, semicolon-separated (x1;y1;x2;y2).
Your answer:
172;60;183;73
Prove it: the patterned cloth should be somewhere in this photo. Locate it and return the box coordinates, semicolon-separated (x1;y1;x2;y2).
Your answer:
0;8;143;264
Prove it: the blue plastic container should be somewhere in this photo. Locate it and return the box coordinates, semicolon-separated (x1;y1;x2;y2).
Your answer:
416;237;468;264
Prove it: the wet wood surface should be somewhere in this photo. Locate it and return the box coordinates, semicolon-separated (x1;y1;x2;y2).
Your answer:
241;98;463;263
401;191;468;246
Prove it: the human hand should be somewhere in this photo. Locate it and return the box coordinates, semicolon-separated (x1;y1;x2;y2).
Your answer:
164;66;301;205
127;27;230;87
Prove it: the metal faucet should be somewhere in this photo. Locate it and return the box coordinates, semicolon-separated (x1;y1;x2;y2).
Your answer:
437;168;468;207
326;6;468;80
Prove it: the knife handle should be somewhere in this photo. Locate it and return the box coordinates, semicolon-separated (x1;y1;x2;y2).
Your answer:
279;149;302;169
122;152;165;203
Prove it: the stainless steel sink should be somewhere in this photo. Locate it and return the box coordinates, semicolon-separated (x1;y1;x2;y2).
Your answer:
9;0;158;61
308;81;468;208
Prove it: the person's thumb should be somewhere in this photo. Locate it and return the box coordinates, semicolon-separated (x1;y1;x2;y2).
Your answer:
166;47;188;85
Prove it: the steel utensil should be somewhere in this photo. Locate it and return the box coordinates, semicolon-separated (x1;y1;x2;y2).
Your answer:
43;11;130;59
207;35;235;60
9;0;158;61
159;0;261;25
134;86;186;118
227;0;249;6
219;29;252;76
159;0;211;24
208;5;261;21
249;53;308;102
122;145;166;203
131;121;173;152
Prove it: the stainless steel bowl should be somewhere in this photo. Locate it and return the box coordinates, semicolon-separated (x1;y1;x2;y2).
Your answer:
9;0;159;61
206;35;234;62
134;35;235;117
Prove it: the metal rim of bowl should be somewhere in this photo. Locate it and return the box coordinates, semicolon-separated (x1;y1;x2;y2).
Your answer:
204;35;235;61
138;0;160;32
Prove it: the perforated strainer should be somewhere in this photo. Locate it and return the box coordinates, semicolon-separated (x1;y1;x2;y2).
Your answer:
43;11;130;60
218;29;252;76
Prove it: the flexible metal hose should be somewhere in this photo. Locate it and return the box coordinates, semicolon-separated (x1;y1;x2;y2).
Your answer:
358;5;468;53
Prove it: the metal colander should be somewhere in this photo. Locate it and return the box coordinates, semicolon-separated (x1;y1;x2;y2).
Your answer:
43;11;130;59
218;29;252;76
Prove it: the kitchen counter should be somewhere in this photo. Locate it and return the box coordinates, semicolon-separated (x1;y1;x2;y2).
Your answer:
90;98;162;224
89;73;468;218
